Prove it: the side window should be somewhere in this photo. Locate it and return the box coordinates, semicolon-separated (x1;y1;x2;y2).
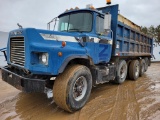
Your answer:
60;23;73;31
96;16;104;34
61;23;68;31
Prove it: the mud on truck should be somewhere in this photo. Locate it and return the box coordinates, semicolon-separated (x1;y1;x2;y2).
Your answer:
1;3;153;112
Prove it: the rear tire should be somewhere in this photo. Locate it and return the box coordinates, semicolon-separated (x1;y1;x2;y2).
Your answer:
139;59;145;77
144;57;149;72
129;60;140;80
114;60;127;84
53;65;92;112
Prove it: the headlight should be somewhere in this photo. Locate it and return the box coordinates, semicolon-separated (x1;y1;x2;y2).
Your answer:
39;53;48;65
42;54;47;63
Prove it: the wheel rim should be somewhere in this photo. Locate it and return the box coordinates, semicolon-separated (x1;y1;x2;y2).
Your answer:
120;65;126;79
73;76;87;101
135;63;140;77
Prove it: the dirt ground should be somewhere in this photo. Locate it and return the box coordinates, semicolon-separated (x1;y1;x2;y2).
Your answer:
0;63;160;120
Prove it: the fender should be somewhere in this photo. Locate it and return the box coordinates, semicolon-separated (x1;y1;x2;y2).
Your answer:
58;55;89;73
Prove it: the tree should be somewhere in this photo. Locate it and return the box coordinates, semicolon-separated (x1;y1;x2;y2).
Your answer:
155;25;160;43
141;25;160;43
141;26;148;34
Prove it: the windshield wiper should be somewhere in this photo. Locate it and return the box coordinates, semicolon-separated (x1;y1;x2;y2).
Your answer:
69;28;80;32
61;30;68;32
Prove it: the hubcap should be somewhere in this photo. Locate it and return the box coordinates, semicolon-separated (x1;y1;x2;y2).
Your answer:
73;76;87;101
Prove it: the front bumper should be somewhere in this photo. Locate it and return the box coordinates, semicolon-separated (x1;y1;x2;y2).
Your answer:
1;67;46;93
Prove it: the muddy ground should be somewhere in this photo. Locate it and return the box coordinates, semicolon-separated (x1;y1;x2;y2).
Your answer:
0;63;160;120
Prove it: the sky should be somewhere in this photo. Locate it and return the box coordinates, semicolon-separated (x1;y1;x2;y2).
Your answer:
0;0;160;32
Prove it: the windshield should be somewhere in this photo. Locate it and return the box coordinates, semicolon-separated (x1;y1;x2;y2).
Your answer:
58;12;92;32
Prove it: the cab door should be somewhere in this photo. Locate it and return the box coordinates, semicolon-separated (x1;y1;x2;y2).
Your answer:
96;15;112;63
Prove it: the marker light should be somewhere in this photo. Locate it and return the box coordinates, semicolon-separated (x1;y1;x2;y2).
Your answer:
62;41;66;47
106;0;111;5
58;52;63;57
86;4;95;9
90;6;95;10
75;7;79;10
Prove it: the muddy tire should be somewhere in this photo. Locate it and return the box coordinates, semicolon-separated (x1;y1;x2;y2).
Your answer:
129;60;140;80
53;65;92;112
114;60;127;84
139;59;145;77
144;57;149;72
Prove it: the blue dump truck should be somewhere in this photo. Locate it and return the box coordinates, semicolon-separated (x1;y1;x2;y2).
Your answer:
1;4;153;112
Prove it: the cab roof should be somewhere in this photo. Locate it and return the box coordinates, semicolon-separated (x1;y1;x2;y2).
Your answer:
58;9;104;18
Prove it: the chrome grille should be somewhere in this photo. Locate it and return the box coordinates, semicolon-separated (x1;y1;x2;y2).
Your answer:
10;37;25;66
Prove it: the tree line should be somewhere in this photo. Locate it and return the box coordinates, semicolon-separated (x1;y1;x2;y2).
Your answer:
141;25;160;43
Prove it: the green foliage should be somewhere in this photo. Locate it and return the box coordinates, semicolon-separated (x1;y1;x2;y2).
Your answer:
141;25;160;43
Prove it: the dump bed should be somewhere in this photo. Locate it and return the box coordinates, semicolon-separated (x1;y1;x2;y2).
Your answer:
97;5;153;57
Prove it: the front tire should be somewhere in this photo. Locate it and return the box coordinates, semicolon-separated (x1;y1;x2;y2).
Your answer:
53;65;92;112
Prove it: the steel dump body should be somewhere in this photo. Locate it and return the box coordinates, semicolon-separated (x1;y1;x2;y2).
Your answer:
97;5;153;57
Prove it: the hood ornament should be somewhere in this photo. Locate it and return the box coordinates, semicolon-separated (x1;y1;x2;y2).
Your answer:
17;23;23;29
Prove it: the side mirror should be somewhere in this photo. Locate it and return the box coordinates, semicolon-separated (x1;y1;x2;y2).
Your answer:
104;14;111;31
